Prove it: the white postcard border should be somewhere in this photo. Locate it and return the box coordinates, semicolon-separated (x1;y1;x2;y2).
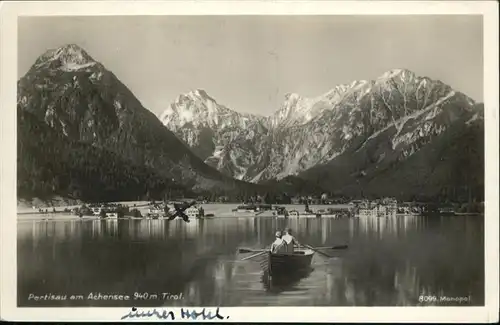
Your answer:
1;1;498;323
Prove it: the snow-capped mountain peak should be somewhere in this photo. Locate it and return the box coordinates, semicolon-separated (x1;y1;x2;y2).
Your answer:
379;68;405;79
161;89;227;129
185;88;215;102
159;88;268;165
376;69;421;86
377;68;417;80
159;88;266;145
269;92;323;128
34;44;97;72
284;92;301;101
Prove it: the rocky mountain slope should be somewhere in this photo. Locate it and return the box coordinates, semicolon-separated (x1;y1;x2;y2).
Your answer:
158;90;269;179
17;44;255;198
300;103;484;201
18;109;190;202
160;69;483;191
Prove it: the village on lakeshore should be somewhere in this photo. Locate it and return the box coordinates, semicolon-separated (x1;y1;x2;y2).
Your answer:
20;191;484;221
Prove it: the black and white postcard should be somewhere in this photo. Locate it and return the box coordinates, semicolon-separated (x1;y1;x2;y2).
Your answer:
0;0;498;323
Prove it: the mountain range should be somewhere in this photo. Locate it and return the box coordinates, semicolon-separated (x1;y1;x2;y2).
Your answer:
160;69;484;200
17;44;484;202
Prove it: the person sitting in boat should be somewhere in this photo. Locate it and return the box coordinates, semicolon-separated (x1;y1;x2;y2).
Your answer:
270;231;287;254
282;228;300;254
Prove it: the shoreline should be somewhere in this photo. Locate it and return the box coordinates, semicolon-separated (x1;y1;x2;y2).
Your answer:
17;200;484;221
17;212;484;222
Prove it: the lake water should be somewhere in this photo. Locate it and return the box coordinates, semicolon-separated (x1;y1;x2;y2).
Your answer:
17;204;484;306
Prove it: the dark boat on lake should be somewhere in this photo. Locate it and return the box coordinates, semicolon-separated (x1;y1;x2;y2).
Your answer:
261;248;315;276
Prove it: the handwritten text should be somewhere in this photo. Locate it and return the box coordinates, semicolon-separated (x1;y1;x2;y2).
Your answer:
120;307;229;321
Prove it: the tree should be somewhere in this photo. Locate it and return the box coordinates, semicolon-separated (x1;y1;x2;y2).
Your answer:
282;192;292;204
264;192;273;204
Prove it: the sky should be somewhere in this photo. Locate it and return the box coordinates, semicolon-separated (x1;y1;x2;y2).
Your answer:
18;15;483;116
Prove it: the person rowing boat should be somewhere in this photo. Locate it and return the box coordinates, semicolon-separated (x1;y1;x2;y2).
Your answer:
270;231;287;254
282;228;301;254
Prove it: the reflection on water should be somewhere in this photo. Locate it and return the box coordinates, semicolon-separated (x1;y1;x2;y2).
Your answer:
17;213;484;306
261;267;314;293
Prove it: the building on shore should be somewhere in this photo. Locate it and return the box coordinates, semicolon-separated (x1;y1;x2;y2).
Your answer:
353;198;398;218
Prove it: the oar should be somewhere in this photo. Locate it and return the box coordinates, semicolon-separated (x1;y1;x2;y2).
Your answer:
241;250;268;261
313;245;349;250
302;244;333;258
238;248;265;253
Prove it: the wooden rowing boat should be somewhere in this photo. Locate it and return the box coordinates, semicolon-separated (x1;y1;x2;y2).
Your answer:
261;248;315;276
